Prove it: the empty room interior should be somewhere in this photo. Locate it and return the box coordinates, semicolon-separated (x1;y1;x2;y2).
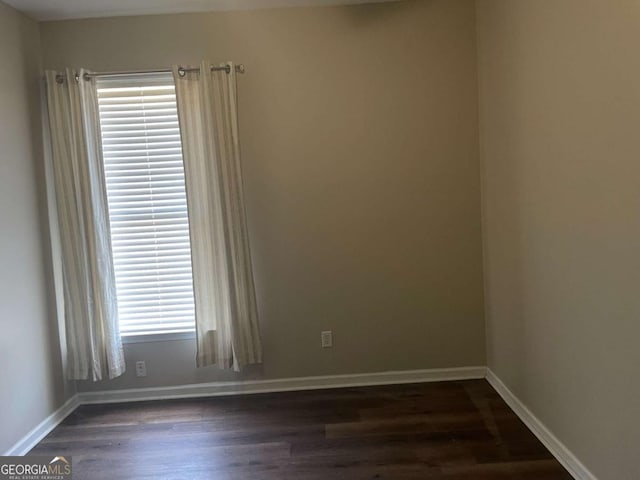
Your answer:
0;0;637;478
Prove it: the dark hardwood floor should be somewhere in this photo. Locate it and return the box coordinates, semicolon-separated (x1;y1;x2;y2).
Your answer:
29;380;572;479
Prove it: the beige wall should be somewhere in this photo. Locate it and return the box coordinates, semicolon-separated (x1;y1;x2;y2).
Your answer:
0;0;72;454
477;1;640;478
40;0;486;391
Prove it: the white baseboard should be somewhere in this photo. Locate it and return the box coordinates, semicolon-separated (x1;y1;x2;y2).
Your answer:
4;395;80;456
4;366;485;455
5;365;598;480
77;366;487;404
4;365;599;479
486;369;597;480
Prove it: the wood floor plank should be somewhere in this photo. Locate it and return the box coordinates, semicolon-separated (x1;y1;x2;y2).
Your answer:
28;380;572;480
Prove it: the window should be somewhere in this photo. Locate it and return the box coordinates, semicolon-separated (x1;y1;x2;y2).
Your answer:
97;73;196;337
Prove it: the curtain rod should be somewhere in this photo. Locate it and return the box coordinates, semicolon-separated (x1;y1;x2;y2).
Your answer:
55;64;245;84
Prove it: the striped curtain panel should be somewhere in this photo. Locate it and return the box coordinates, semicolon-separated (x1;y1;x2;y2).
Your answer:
173;61;262;371
45;69;125;381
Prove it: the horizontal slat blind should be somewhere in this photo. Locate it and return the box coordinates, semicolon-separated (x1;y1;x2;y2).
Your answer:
97;74;196;336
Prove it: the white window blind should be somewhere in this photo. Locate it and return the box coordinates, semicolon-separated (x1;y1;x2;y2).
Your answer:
97;73;196;337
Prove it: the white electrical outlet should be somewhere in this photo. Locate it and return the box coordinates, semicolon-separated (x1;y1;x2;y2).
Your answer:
135;361;147;377
321;330;333;348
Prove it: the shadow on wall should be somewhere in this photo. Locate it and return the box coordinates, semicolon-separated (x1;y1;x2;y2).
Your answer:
340;0;421;26
478;0;545;390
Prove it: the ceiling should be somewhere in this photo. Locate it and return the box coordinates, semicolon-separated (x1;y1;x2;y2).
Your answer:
6;0;402;21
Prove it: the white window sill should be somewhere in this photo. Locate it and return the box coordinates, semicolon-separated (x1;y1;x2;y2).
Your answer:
121;331;196;344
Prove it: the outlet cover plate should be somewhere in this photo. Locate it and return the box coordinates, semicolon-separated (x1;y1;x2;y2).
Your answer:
321;331;333;348
135;361;147;377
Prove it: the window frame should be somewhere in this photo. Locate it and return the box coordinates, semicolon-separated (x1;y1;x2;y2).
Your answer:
96;72;197;341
